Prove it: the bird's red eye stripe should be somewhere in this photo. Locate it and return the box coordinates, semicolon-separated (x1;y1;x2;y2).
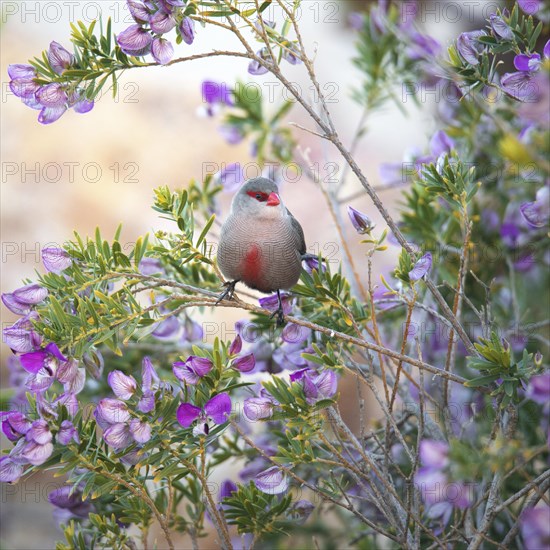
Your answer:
246;191;269;202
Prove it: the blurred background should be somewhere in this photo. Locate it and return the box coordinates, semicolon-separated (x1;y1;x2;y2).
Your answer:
1;0;506;547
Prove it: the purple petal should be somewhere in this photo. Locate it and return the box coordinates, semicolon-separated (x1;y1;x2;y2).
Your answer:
420;440;449;468
22;440;53;465
150;10;176;33
138;257;163;275
138;392;156;413
48;41;74;74
56;359;79;384
518;0;542;15
348;12;365;30
231;353;256;373
220;479;238;499
116;25;152;55
302;374;319;402
258;292;293;314
57;420;79;445
9;79;40;99
36;83;67;107
544;39;550;59
254;466;289;494
501;71;538;102
54;392;79;416
526;373;550;405
22;94;44;111
1;293;30;315
151;37;174;65
248;49;270;76
20;350;48;374
456;31;486;65
129;418;151;443
3;315;42;353
182;319;204;342
229;334;243;355
173;362;200;385
12;283;48;305
141;356;159;390
219;125;244;145
201;80;233;106
204;393;231;424
409;252;432;281
217;162;245;192
489;14;513;40
108;370;137;400
0;456;24;482
282;323;311;344
347;206;375;234
152;316;181;340
8;64;36;80
42;247;72;273
25;368;55;393
314;370;338;399
38;105;68;124
176;402;202;427
514;53;542;72
63;367;86;395
430;130;455;158
521;505;550;550
26;419;52;445
73;97;94;114
243;397;274;420
104;423;133;449
45;342;67;362
290;368;309;382
48;485;82;508
414;467;448;505
520;200;547;228
190;356;214;377
95;398;130;428
127;0;151;23
179;17;195;45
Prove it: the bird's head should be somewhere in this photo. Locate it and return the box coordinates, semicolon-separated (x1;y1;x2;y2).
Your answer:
231;177;283;217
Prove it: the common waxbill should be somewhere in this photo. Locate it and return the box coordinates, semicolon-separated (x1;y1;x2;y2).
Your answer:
217;177;306;325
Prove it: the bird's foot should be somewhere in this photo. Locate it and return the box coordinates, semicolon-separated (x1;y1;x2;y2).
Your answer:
269;289;286;327
216;280;238;304
269;307;285;327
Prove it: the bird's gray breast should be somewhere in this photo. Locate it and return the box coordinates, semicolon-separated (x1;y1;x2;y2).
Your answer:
217;214;303;292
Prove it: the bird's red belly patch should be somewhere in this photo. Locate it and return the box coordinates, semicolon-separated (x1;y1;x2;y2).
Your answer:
242;244;263;286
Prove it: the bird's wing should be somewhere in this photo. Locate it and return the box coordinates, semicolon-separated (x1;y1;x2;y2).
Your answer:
286;208;307;255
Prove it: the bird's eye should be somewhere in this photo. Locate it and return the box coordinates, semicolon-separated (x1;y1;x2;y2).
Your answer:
246;191;268;202
256;193;265;201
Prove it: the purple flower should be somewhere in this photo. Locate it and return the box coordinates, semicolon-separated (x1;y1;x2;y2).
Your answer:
291;368;338;405
259;292;293;315
409;252;432;281
48;485;93;520
151;37;174;65
38;105;68;125
520;505;550;549
248;49;271;76
179;17;195;45
407;32;441;60
231;353;256;373
22;419;53;465
501;71;538;102
1;412;32;441
348;12;365;30
515;53;542;73
8;64;40;100
42;247;72;274
47;41;74;74
489;13;513;40
282;323;311;345
419;440;449;468
149;10;176;33
220;479;237;500
282;43;301;65
2;283;48;315
254;466;288;494
290;499;315;524
216;162;245;192
173;356;213;384
139;257;163;275
518;0;542;15
229;334;242;355
129;418;152;443
20;342;67;375
127;0;151;23
94;398;131;429
201;80;234;109
57;420;79;445
219;125;244;145
176;393;232;435
117;25;153;56
348;206;375;234
456;31;486;65
36;83;67;107
243;393;278;420
430;130;455;158
3;313;42;352
103;423;133;450
108;370;137;400
520;186;549;228
0;456;24;483
182;318;204;342
526;373;550;405
303;255;326;274
152;316;181;341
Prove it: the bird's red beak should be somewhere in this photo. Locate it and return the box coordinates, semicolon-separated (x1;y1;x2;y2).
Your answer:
266;192;280;206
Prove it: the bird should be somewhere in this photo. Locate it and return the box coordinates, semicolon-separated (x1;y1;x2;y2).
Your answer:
217;177;307;326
